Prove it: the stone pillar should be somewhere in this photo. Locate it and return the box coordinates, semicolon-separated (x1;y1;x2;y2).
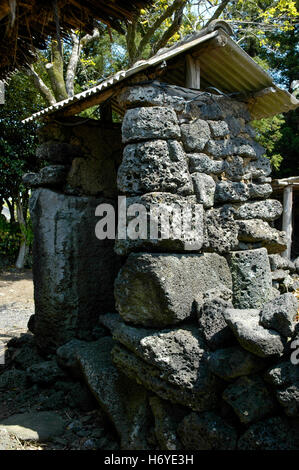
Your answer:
24;118;123;352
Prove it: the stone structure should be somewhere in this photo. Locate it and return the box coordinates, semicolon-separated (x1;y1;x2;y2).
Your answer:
23;82;299;450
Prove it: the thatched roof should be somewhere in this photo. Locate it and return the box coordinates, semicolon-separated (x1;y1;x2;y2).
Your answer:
0;0;152;78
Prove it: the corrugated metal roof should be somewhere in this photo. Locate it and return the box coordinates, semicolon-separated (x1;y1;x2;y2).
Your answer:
22;22;299;123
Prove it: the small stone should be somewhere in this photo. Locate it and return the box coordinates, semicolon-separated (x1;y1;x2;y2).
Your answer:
192;173;216;208
22;172;41;187
224;156;245;181
260;293;298;338
224;308;285;358
204;205;239;253
38;165;68;187
215;182;249;203
0;369;27;391
26;360;66;385
181;119;211;152
246;155;272;178
269;254;296;272
248;183;272;199
197;298;235;350
207;120;229;138
188;153;225;175
236;219;287;254
122;107;181;143
177;411;237;450
222;375;275;424
208;347;263;381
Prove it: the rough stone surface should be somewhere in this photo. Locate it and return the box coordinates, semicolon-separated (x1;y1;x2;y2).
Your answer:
206;137;260;159
181;119;211;152
222;375;275;424
0;369;27;391
26;360;66;385
189;153;225;175
177;411;237;450
228;248;273;309
236;219;287;253
269;254;296;272
234;199;283;222
0;412;65;442
114;252;232;327
238;416;298;450
260;293;298;338
192;173;216;208
207;347;263;381
117;140;192;195
207;120;229;138
30;188;121;352
197;298;235;350
224;308;285;358
215;182;250;203
224;156;245;181
122;107;181;143
114;193;204;255
149;396;187;450
62;337;152;450
248;183;272;199
204;205;239;253
36;141;82;163
246;155;272;178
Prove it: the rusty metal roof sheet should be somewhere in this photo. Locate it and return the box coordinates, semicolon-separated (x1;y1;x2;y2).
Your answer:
22;22;299;123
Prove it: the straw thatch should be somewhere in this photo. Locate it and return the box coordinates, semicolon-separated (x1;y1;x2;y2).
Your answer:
0;0;153;78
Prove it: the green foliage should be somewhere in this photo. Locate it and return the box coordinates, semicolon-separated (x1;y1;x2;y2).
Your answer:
252;115;285;171
0;216;22;261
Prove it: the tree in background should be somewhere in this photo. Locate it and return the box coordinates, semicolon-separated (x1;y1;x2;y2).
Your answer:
0;73;42;268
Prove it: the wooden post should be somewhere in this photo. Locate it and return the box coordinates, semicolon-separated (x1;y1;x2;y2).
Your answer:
282;185;293;259
185;54;201;90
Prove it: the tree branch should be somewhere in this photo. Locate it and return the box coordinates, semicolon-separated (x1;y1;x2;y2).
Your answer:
45;40;68;102
136;0;187;61
24;64;56;106
205;0;230;26
152;3;185;54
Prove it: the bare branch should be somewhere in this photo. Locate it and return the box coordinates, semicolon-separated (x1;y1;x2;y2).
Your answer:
205;0;230;26
24;64;56;106
153;3;185;54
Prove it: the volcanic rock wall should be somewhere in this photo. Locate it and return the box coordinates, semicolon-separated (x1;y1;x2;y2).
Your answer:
108;82;299;450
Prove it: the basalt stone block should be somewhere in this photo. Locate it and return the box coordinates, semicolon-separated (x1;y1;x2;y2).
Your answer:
228;248;273;309
234;199;283;222
207;347;263;381
205;138;261;159
114;193;204;255
117;84;187;111
188;153;225;175
72;337;152;450
177;412;237;450
204;205;239;253
236;219;287;253
207;120;229;138
246;155;272;178
29;188;121;352
215;182;250;203
117;140;192;196
224;308;285;358
260;293;298;338
269;254;296;272
192;173;216;208
222;375;275;424
181;119;211;152
197;298;235;350
122;107;181;143
36;141;82;163
224;156;245;181
237;416;299;450
22;172;41;187
111;324;220;413
114;252;232;328
265;361;299;388
248;183;272;199
38;165;69;187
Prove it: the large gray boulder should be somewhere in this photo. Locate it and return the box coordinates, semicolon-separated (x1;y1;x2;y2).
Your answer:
114;193;204;255
224;308;285;358
111;324;220;412
117;140;192;195
222;375;275;424
122;107;181;143
228;248;273;309
177;412;237;450
30;188;121;352
114;252;232;327
260;293;298;338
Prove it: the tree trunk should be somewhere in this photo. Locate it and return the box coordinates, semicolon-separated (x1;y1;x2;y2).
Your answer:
15;197;27;269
